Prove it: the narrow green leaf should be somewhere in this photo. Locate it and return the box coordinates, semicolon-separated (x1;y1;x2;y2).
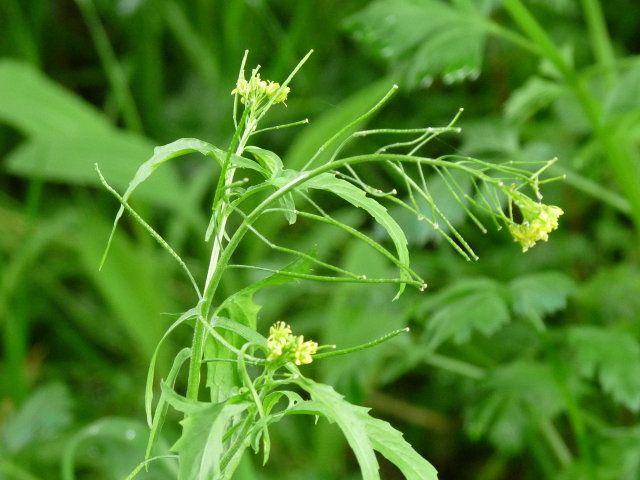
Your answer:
302;172;412;299
245;146;297;224
212;316;268;349
2;383;72;454
146;348;192;460
145;307;199;426
101;138;254;264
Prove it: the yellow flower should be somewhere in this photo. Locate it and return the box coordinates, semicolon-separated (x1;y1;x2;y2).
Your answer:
266;321;317;365
231;72;289;106
293;336;318;366
267;321;292;361
507;192;563;252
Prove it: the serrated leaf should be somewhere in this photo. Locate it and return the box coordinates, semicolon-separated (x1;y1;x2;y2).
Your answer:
293;378;380;480
293;378;437;479
509;271;574;326
424;280;509;347
2;383;73;453
345;0;489;87
171;399;251;480
465;361;565;453
505;77;564;123
360;413;438;480
567;326;640;411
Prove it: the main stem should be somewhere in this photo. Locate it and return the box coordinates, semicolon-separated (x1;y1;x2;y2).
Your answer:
186;115;256;400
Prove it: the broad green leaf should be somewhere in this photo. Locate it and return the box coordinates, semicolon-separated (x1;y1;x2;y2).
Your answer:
205;333;239;404
0;60;106;137
2;383;72;454
244;146;283;176
567;326;640;411
345;0;490;88
509;271;575;326
75;213;173;363
465;361;565;454
170;398;251;480
423;279;510;347
576;265;640;325
459;119;520;157
63;417;174;480
294;378;380;480
505;77;564;124
0;61;194;217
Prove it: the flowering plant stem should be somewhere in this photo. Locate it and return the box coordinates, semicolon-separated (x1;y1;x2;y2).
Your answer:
98;51;564;479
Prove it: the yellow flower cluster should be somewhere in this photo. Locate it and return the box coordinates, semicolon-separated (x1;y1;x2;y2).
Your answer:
267;321;318;365
231;73;290;106
508;193;564;252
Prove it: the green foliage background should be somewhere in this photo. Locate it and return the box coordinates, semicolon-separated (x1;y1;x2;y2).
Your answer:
1;1;639;479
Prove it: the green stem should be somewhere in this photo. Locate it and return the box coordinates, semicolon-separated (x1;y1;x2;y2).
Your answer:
581;0;617;87
422;352;486;379
534;413;573;468
186;110;253;400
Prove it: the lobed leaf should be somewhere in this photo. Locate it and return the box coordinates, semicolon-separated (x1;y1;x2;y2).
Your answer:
509;271;575;327
345;0;490;88
292;378;380;480
170;396;251;480
567;326;640;412
465;361;565;453
422;279;510;348
292;377;438;479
